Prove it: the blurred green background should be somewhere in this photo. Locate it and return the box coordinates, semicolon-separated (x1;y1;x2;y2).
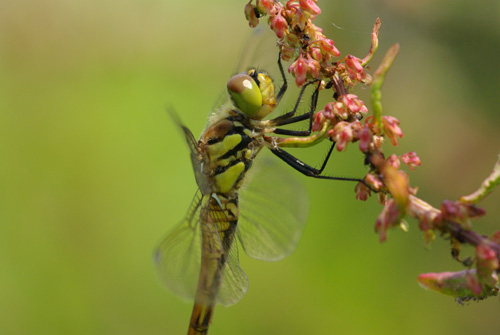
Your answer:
1;0;500;334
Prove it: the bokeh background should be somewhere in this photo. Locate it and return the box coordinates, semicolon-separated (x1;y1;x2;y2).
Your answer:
1;0;500;334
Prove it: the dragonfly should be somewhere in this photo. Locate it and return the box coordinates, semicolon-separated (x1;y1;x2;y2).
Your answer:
155;54;348;335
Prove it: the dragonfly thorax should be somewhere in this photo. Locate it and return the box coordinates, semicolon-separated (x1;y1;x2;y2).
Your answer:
198;114;264;195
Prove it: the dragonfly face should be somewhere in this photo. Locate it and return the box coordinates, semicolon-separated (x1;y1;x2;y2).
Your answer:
227;69;277;120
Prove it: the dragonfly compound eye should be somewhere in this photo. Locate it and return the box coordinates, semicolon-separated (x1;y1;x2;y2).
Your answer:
227;73;263;117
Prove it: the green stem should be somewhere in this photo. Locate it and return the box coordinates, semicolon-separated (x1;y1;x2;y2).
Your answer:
460;152;500;204
370;43;400;130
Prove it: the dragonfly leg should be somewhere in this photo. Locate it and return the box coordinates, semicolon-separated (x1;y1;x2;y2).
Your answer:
270;143;367;184
270;79;320;136
275;52;288;104
271;69;353;137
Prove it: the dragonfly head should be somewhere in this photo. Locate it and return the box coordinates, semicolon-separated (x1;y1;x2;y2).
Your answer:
227;69;276;120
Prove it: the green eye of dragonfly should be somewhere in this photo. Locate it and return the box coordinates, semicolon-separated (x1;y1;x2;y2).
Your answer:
227;73;262;116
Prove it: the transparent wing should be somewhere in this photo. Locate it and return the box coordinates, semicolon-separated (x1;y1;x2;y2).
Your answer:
237;153;310;261
154;191;203;301
154;191;249;306
206;206;249;307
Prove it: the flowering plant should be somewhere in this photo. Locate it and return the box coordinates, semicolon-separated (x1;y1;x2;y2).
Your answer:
245;0;500;302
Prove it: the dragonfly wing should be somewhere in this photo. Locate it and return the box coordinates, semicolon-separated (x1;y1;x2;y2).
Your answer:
237;154;310;261
216;234;249;306
202;197;249;307
154;191;203;301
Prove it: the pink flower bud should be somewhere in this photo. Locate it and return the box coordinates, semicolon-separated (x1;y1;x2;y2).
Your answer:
387;154;400;169
341;94;368;115
245;3;259;28
306;55;320;78
345;55;363;73
400;151;421;170
299;0;321;15
328;121;351;151
288;55;307;86
323;102;334;116
256;0;275;14
365;173;384;191
381;116;403;146
311;111;325;132
358;125;372;153
319;38;340;58
355;182;371;201
375;199;400;242
270;14;288;39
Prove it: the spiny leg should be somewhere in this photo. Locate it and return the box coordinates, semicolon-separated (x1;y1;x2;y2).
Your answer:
273;51;320;133
271;68;351;137
275;52;288;104
270;143;366;184
271;79;321;136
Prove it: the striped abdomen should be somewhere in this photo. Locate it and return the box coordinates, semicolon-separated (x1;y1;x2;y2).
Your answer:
188;194;239;335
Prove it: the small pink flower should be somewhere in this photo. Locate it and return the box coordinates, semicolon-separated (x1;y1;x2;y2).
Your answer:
387;154;400;169
345;55;363;73
358;126;372;152
288;55;307;86
365;173;384;191
400;151;421;170
311;111;325;132
245;3;259;28
371;135;384;149
337;127;353;151
299;0;321;15
381;116;403;146
319;38;340;58
322;102;334;118
340;94;368;115
256;0;276;14
270;14;288;38
355;182;371;201
328;121;351;151
306;55;321;78
375;199;400;242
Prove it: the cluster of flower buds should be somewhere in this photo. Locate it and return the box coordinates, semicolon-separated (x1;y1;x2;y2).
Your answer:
245;0;342;86
245;0;500;301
